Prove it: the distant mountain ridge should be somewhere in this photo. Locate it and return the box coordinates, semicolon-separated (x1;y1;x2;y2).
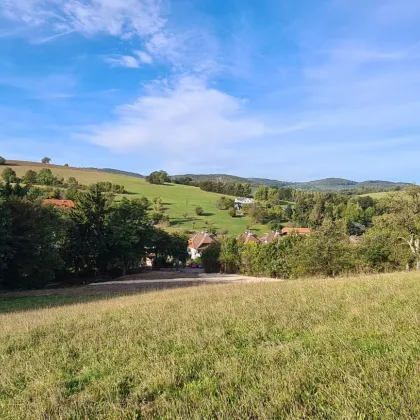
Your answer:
173;174;412;192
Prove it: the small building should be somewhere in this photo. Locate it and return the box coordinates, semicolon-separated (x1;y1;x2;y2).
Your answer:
188;232;219;260
239;231;261;244
43;199;75;208
234;197;254;211
281;227;311;236
259;231;282;244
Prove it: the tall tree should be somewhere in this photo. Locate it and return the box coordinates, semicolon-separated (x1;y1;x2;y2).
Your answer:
380;187;420;269
1;168;17;183
107;197;151;276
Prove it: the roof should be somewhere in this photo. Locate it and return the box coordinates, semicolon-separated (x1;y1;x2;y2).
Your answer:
260;231;282;244
240;232;261;244
281;227;311;235
188;232;218;250
234;197;254;204
43;199;75;208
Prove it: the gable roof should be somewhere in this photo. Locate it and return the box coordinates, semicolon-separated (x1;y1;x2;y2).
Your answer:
259;231;282;244
281;227;311;235
240;231;261;244
188;232;218;250
43;199;75;208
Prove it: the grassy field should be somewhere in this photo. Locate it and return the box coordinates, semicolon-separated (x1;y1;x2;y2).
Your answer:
359;191;391;199
1;272;419;419
6;160;266;235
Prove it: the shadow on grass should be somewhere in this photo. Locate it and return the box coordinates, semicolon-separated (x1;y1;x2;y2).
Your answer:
0;280;204;314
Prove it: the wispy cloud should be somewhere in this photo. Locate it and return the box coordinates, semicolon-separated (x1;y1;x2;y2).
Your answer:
104;50;153;68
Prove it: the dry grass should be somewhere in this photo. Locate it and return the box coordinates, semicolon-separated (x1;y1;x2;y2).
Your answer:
1;272;419;419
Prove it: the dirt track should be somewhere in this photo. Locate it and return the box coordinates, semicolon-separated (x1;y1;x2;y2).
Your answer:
0;274;282;299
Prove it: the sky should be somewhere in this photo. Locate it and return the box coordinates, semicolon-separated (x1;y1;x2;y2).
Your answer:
1;0;420;182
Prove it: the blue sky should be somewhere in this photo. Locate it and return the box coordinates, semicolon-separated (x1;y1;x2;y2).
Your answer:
1;0;420;182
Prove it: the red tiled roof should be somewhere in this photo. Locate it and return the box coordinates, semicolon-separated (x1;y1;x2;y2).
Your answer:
188;232;218;250
281;227;311;235
240;232;261;244
43;199;75;208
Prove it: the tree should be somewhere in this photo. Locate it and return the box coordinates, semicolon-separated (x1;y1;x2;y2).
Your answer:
379;187;420;270
67;186;111;275
107;197;151;276
1;168;17;183
0;156;6;165
255;186;269;201
245;203;266;224
289;219;354;278
201;243;221;273
219;236;240;273
216;196;234;210
195;206;204;216
0;198;64;289
37;168;56;186
23;170;38;185
41;157;51;164
146;171;170;185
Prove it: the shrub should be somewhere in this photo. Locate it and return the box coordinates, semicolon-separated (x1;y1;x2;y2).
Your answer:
228;208;237;218
195;206;204;216
201;243;221;273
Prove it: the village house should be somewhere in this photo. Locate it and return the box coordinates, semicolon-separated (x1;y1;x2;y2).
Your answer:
239;231;261;244
188;232;219;259
281;227;312;236
259;231;282;244
234;197;254;211
43;199;75;208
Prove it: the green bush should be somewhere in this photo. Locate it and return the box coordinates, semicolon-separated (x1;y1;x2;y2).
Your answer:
201;243;221;273
195;206;204;216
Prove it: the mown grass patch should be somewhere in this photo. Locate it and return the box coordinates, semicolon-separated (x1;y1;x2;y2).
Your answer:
0;272;419;419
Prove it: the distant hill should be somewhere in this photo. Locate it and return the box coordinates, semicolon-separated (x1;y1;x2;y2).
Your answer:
86;168;144;179
173;174;412;192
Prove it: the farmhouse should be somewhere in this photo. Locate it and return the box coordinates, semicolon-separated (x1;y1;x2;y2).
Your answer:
188;232;219;259
259;231;282;244
234;197;254;211
240;231;261;244
281;227;311;236
43;199;75;208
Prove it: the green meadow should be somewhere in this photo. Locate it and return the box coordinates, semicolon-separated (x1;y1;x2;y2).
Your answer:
0;272;419;419
8;161;266;235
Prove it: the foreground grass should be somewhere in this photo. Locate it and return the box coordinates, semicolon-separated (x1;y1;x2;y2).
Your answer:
1;273;419;419
9;160;266;235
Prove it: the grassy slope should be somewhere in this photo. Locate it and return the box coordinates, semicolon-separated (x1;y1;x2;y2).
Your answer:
359;191;391;199
7;161;266;235
1;272;419;419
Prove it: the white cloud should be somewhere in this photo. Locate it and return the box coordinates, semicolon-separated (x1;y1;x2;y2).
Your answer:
79;76;285;169
134;50;153;64
1;0;167;38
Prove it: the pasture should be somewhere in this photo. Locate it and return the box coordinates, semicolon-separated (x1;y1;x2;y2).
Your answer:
0;272;419;419
7;161;266;235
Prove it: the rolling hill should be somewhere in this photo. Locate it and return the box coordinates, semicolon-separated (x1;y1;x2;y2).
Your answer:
173;174;412;192
4;161;266;236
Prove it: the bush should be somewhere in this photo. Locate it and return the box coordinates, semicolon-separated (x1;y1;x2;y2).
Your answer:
216;196;234;210
201;243;221;273
195;206;204;216
1;167;18;183
228;208;237;218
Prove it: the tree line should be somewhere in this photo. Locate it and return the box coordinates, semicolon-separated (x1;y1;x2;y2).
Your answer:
0;183;188;289
201;187;420;277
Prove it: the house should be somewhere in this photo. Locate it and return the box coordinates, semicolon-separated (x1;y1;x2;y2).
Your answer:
239;231;261;244
259;231;282;244
188;232;219;259
281;227;311;236
234;197;254;211
43;199;75;208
